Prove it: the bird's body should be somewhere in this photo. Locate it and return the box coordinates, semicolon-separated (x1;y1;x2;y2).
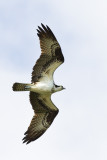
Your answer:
24;81;62;93
12;24;65;144
31;81;53;93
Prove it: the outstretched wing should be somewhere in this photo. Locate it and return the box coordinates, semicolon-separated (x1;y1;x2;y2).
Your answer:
23;92;59;144
31;24;64;83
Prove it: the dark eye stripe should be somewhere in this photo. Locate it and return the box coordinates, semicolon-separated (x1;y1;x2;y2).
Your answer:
55;84;59;88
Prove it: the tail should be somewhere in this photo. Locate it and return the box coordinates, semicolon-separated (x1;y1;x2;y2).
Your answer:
12;83;31;91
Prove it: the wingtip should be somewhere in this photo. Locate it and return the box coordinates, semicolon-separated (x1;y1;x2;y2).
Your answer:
22;136;29;144
37;23;57;40
46;25;51;31
37;23;50;32
41;23;44;27
41;23;48;32
41;23;47;27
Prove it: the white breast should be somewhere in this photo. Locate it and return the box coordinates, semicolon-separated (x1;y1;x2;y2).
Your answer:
31;80;53;93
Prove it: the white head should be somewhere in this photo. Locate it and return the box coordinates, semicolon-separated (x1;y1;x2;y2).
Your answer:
53;84;65;93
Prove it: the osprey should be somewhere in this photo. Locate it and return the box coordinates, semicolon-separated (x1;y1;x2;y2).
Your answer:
12;24;65;144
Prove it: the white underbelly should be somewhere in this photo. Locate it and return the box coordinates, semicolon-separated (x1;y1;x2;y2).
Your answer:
30;81;53;93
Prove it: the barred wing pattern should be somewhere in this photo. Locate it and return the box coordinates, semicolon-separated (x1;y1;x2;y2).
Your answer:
23;24;64;144
23;92;59;144
32;24;64;83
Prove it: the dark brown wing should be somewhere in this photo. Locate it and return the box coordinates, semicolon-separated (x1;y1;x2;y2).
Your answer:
31;24;64;83
23;92;59;144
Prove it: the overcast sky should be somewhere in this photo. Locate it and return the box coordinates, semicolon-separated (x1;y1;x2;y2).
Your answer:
0;0;107;160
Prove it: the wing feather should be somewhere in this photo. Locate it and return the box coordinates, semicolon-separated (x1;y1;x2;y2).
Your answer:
31;24;64;83
23;92;59;144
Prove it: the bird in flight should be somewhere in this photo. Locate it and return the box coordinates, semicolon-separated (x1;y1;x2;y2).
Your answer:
12;24;65;144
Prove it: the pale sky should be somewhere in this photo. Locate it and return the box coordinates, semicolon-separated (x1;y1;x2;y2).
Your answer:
0;0;107;160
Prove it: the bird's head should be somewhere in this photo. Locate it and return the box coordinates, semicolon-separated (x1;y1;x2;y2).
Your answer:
60;86;65;90
54;84;65;92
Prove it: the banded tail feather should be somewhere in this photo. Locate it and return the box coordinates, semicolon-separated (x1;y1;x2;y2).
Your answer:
12;83;31;91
